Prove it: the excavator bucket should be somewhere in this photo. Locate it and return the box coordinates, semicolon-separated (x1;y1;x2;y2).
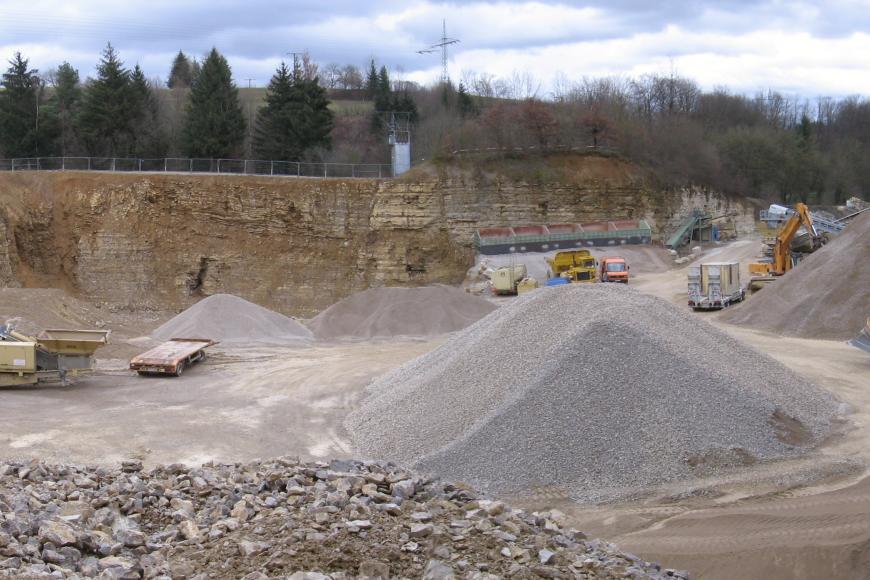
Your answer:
849;318;870;353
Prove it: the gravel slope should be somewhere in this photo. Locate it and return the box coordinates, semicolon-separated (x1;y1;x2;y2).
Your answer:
347;284;840;500
720;212;870;340
307;285;496;340
152;293;312;344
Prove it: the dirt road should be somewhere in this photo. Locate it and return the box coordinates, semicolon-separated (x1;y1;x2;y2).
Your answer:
0;340;437;466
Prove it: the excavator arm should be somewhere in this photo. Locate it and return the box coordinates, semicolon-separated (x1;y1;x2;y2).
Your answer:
772;202;816;275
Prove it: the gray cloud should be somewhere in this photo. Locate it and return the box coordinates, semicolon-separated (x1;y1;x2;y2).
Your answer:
0;1;867;96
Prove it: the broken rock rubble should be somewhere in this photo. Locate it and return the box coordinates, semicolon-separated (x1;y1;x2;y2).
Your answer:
0;458;687;578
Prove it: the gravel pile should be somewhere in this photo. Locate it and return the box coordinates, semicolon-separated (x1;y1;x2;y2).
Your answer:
152;294;312;344
0;458;679;579
721;212;870;340
347;284;839;500
307;285;496;340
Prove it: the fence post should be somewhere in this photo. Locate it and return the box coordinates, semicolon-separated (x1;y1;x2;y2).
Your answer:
189;159;193;173
10;159;13;172
88;157;91;171
270;161;274;176
62;157;65;171
378;165;382;179
324;164;327;178
112;158;116;172
138;159;142;172
164;158;167;172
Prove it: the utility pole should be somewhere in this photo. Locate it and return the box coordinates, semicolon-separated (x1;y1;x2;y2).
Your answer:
286;51;306;77
417;19;460;85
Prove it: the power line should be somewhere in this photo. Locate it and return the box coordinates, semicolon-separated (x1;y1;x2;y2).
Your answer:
417;19;459;85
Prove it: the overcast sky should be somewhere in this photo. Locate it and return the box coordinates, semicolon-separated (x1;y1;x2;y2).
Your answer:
1;0;869;98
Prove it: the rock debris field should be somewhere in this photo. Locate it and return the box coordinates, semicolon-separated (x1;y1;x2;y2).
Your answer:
348;284;840;501
152;294;313;344
307;286;497;341
0;459;681;579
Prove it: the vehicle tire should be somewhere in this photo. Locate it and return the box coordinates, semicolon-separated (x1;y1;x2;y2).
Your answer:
175;361;186;377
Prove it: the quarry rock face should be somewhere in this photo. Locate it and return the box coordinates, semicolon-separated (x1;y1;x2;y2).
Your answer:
0;165;755;316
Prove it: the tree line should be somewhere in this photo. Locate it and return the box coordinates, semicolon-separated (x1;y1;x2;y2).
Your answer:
0;45;334;162
2;43;869;204
423;71;870;205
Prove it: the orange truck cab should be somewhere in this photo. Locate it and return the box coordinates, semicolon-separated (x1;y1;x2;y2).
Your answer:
600;257;629;283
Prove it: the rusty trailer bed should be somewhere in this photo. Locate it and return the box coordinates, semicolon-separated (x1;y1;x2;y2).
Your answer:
130;338;216;377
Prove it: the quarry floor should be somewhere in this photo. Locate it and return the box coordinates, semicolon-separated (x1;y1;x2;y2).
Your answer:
1;239;869;579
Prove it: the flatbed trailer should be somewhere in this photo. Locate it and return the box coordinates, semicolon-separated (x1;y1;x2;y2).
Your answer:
130;338;216;377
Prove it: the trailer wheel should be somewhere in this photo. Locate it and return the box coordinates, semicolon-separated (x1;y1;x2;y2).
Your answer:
175;361;186;377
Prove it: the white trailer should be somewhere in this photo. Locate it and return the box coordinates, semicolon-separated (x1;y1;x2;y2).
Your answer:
688;262;745;310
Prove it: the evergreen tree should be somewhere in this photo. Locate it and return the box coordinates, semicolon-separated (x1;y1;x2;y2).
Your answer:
0;52;44;157
181;48;246;158
130;64;166;156
365;59;378;100
51;62;81;155
77;43;138;156
253;61;334;162
457;82;477;118
371;66;392;129
190;58;202;81
167;51;194;88
377;66;390;100
394;91;419;124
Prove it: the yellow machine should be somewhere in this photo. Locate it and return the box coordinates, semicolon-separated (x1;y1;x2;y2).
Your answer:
0;325;109;387
750;202;823;277
546;250;598;282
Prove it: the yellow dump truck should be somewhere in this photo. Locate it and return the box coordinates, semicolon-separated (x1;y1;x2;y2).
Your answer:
546;250;598;282
0;325;109;387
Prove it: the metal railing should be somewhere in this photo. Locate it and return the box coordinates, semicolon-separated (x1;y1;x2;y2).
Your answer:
0;157;394;179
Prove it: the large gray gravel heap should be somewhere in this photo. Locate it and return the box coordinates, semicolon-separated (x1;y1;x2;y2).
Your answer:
0;458;680;579
347;284;840;501
307;285;497;341
152;294;312;344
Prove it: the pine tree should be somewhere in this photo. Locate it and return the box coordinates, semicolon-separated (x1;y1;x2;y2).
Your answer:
77;43;138;156
51;62;81;155
0;52;43;157
130;64;166;156
395;91;419;124
253;61;334;162
371;66;392;129
167;51;194;88
181;48;246;158
365;60;378;100
457;82;477;118
190;58;202;81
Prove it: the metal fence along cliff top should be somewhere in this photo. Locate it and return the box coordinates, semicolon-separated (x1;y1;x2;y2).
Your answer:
0;157;395;179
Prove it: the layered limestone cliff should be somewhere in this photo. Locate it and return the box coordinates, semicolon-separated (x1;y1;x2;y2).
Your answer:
0;156;756;315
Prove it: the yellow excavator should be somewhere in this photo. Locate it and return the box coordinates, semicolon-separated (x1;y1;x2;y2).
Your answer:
749;202;824;277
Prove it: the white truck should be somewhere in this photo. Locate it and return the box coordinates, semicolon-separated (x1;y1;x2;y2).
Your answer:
688;262;745;311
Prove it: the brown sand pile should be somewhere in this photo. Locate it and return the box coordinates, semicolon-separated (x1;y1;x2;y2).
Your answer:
152;294;312;344
722;213;870;340
308;285;497;340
